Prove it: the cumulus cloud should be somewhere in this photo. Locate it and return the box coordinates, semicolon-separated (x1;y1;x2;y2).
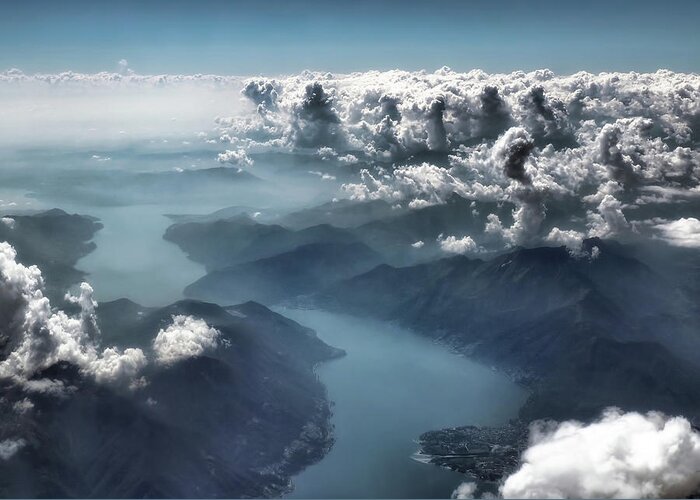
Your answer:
152;315;220;366
653;217;700;248
438;234;479;254
212;68;698;249
218;148;254;167
501;408;700;499
0;217;15;229
291;82;344;149
0;242;146;387
452;482;478;499
587;194;632;239
492;127;534;184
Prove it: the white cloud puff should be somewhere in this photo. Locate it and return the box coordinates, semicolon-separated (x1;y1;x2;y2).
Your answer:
217;148;254;167
152;315;220;366
438;234;478;254
452;482;478;499
1;217;15;229
0;242;146;387
501;408;700;499
653;217;700;248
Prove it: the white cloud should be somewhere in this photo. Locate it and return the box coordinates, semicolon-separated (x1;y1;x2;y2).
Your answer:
411;240;425;248
152;315;220;366
587;194;631;239
452;482;478;499
501;408;700;499
0;438;26;461
218;148;254;167
653;218;700;248
0;242;146;387
438;234;478;254
208;68;700;249
0;217;15;229
88;347;147;387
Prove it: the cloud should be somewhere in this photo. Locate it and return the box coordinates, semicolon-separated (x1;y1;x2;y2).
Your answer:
411;240;425;248
452;482;478;499
12;398;34;414
88;347;147;387
212;68;699;250
1;217;15;229
438;234;479;254
0;69;246;148
291;82;344;149
242;78;279;113
222;69;698;163
653;217;700;248
492;127;534;184
117;59;131;76
218;148;254;167
587;194;632;239
0;438;26;461
152;315;220;366
500;408;700;499
0;242;146;387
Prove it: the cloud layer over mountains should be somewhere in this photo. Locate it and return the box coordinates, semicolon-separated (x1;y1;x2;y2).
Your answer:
218;68;700;251
0;69;245;149
0;242;220;392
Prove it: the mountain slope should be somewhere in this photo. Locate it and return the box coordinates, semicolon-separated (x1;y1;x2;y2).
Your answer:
184;242;383;306
0;209;102;300
0;299;343;498
164;216;363;271
317;238;700;420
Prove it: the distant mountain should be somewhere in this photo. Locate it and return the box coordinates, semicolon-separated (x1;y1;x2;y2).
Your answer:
0;299;343;498
164;217;362;271
279;199;405;230
136;166;261;187
351;194;514;264
0;209;102;300
165;205;261;224
184;242;383;306
4;167;261;207
316;238;700;420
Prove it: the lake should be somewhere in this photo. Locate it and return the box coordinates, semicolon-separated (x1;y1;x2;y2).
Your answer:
276;308;527;499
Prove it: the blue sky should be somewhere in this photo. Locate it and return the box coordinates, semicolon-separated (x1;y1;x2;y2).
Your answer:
1;0;698;75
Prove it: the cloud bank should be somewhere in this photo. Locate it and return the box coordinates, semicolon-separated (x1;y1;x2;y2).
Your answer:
500;408;700;499
0;68;246;149
217;68;699;250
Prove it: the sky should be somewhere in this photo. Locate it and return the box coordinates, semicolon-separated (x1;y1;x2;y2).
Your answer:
1;0;699;75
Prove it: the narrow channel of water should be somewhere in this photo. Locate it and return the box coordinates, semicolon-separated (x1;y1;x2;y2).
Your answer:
75;205;206;306
277;308;527;499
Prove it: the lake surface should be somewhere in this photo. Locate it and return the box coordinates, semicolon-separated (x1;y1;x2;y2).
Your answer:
276;308;527;499
75;205;206;306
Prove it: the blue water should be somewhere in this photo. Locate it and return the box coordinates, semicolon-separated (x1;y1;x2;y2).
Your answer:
277;308;527;499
